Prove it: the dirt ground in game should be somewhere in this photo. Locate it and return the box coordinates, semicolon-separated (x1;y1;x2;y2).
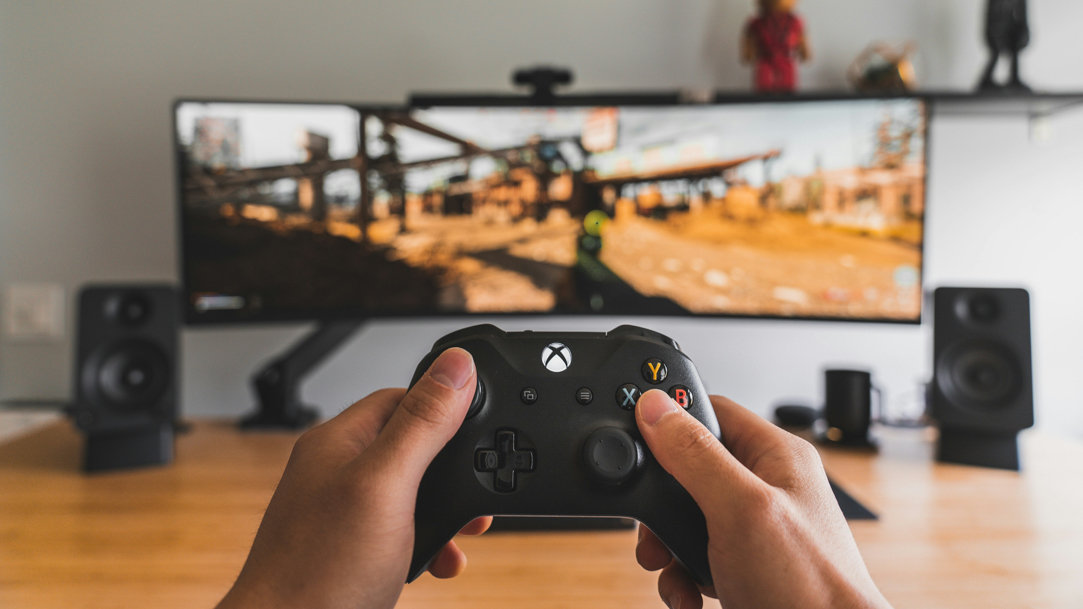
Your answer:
367;207;922;319
359;212;580;313
188;206;921;319
598;211;922;319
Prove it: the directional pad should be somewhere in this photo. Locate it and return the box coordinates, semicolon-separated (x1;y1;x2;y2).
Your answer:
474;429;535;492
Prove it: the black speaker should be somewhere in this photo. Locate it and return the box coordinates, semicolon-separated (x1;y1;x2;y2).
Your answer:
931;287;1033;470
71;284;179;472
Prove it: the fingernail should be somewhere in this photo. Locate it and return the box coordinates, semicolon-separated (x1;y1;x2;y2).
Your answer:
428;348;474;389
666;594;682;609
639;389;679;426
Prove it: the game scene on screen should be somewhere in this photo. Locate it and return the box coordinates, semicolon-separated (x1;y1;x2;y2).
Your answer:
176;99;925;321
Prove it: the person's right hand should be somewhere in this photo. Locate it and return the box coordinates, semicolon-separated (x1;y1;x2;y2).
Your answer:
633;390;893;609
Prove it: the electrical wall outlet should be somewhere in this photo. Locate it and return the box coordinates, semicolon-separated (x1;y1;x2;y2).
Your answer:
3;283;66;341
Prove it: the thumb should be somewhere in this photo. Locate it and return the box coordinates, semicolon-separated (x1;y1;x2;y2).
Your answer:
361;348;476;483
635;389;754;510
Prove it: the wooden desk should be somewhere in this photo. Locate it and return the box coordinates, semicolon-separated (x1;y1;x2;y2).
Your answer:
2;421;1082;609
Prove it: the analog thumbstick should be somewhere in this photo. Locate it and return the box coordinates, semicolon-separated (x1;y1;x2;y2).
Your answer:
466;376;485;419
582;427;642;485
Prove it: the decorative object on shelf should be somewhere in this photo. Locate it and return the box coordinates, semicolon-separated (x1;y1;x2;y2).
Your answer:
847;42;918;93
978;0;1030;91
740;0;810;93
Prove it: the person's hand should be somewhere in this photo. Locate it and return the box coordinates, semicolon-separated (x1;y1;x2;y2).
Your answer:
633;390;892;609
217;348;491;609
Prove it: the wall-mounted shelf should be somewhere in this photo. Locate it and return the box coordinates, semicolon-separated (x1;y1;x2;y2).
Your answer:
924;91;1083;119
412;88;1083;121
703;90;1083;120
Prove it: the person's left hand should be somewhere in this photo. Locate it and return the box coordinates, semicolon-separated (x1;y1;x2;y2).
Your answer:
217;347;491;609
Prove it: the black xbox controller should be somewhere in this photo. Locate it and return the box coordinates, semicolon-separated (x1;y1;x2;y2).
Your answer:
406;324;720;585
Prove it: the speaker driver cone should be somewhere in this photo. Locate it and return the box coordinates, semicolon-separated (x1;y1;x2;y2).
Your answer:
84;340;170;408
936;341;1020;409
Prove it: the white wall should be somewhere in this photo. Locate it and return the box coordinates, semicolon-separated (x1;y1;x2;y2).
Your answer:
2;0;1081;436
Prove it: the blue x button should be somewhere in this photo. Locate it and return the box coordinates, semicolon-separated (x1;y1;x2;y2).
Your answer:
616;383;641;410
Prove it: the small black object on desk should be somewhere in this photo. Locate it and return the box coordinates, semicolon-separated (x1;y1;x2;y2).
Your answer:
773;404;820;428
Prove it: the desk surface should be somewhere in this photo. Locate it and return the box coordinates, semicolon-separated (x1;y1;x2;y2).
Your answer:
2;421;1082;609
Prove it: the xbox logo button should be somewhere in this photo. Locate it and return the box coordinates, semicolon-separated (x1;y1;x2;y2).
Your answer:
541;342;572;373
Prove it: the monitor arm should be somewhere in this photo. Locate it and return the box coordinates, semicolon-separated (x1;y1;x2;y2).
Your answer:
240;320;364;430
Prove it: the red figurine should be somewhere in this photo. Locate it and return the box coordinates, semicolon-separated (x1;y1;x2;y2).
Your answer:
741;0;810;93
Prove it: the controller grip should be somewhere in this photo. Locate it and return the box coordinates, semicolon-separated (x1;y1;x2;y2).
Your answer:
640;511;714;586
407;524;457;580
408;514;713;585
407;500;473;582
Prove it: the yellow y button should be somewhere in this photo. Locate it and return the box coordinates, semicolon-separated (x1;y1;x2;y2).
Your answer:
641;358;668;384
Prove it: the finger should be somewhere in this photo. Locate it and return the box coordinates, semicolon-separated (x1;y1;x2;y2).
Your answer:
314;388;407;451
427;540;467;579
635;390;759;510
708;394;799;469
657;562;703;609
426;517;492;579
459;516;492;536
359;348;476;482
283;388;407;469
636;524;673;572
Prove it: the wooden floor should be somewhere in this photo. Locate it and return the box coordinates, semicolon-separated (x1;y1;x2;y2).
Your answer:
2;421;1082;608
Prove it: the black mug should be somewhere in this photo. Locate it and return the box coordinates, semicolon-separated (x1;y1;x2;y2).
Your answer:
823;369;880;445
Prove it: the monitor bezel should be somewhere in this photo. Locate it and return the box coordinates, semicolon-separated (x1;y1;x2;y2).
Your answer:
173;93;932;327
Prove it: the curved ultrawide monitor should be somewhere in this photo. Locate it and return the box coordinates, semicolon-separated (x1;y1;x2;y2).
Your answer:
174;95;927;325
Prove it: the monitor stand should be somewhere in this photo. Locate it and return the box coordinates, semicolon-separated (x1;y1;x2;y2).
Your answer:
240;320;365;430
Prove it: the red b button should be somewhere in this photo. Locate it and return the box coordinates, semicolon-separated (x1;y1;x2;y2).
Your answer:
667;385;693;409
